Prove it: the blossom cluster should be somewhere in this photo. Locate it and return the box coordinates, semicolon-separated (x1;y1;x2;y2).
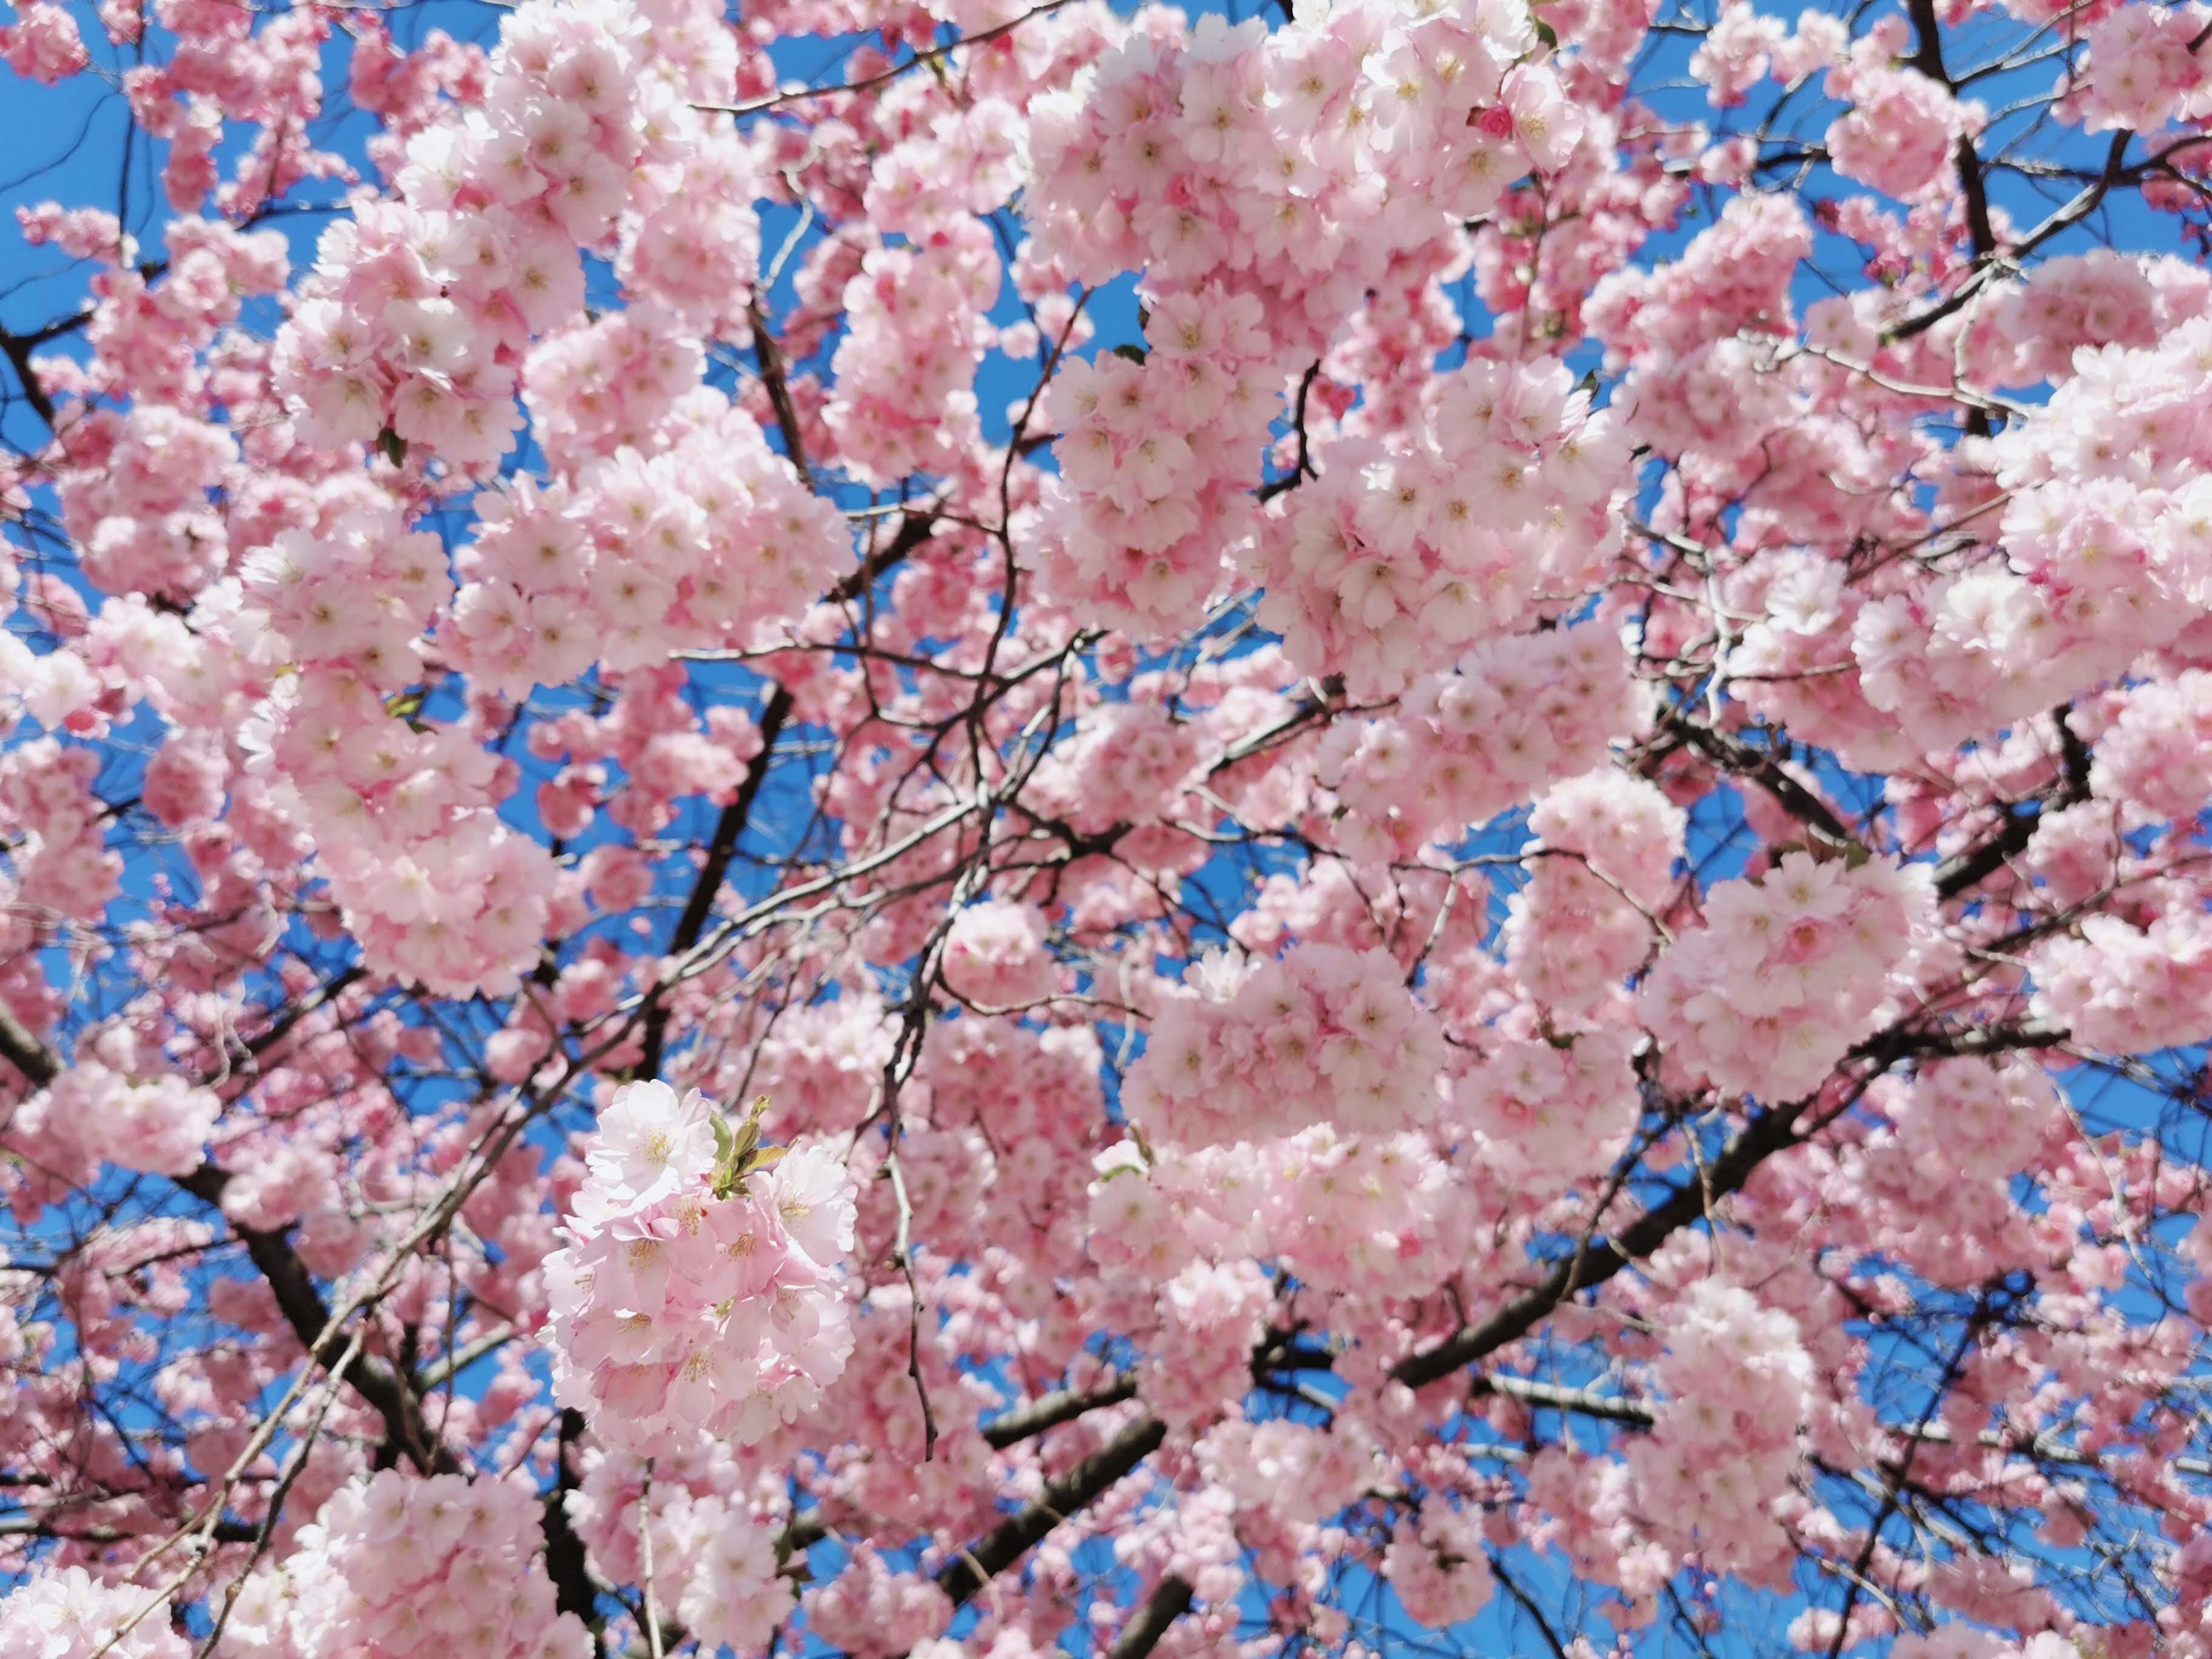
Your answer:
1641;851;1935;1100
2091;669;2212;826
1028;3;1573;358
1022;1;1594;636
1031;287;1281;638
1384;1504;1497;1630
446;391;846;694
545;1081;859;1452
1858;314;2212;753
824;221;998;487
1317;622;1642;857
1822;21;1976;201
1503;769;1685;1016
2033;910;2212;1056
941;898;1061;1010
270;0;656;471
2076;1;2212;133
1456;1025;1642;1183
224;1471;592;1659
1090;1125;1473;1298
1872;1056;2063;1188
1628;1281;1812;1584
1254;359;1631;694
18;1055;219;1184
0;737;122;921
1122;944;1448;1146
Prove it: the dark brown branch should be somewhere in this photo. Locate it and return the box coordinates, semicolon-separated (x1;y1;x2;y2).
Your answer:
1389;1020;2058;1390
934;1415;1166;1606
1932;708;2093;899
639;683;797;1080
980;1375;1138;1449
542;1408;602;1637
1904;0;1997;431
1257;360;1323;502
0;1513;258;1544
1105;1575;1195;1659
828;512;938;606
1885;132;2132;343
175;1165;457;1475
1666;711;1860;854
749;298;814;490
0;1003;59;1089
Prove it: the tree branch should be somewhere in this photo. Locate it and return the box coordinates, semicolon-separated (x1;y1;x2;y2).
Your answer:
980;1375;1138;1450
1932;707;2093;898
0;1002;59;1089
1105;1575;1195;1659
1389;1019;2040;1390
934;1415;1166;1606
175;1165;457;1474
638;682;797;1080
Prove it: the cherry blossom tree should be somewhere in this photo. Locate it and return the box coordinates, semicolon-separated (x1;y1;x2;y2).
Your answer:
3;0;2212;1653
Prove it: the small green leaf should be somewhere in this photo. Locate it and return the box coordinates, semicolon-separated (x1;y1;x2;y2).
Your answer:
1109;343;1148;365
374;427;408;468
1533;16;1558;48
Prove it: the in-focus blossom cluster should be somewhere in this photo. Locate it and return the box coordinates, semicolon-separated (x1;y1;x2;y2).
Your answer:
546;1082;859;1451
1023;0;1593;635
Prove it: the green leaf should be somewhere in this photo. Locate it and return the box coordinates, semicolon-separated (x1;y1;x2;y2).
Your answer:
1109;343;1148;365
714;1094;778;1198
1533;15;1558;48
374;427;408;468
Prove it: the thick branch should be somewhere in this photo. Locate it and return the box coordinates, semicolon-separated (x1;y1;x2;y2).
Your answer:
639;683;797;1080
1667;713;1860;854
934;1415;1166;1606
1885;133;2132;343
1905;0;1996;268
0;1513;258;1544
0;1003;59;1089
1391;1093;1808;1388
1389;1020;2041;1391
1106;1575;1195;1659
1932;709;2093;898
176;1165;457;1474
749;298;814;490
542;1408;602;1635
980;1375;1138;1450
1468;1374;1656;1426
828;512;938;607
